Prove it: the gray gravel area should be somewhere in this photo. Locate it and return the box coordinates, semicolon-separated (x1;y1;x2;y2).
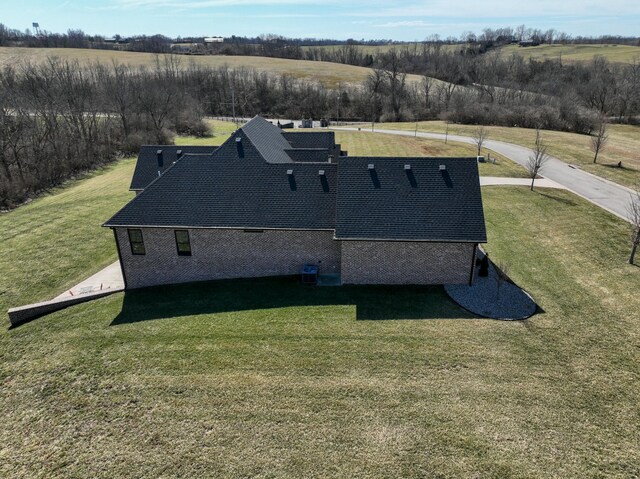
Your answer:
445;256;537;320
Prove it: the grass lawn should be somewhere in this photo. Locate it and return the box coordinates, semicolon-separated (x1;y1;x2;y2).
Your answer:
175;119;239;146
1;135;639;477
498;43;640;64
0;158;136;311
366;121;640;188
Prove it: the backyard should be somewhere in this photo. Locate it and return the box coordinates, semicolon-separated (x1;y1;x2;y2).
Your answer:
0;129;638;477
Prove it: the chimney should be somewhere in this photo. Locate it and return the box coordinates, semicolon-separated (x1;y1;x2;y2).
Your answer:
156;149;163;168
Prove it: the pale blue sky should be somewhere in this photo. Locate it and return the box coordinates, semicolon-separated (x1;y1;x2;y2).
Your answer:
2;0;638;41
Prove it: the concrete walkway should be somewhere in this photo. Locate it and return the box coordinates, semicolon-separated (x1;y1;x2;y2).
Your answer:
55;261;124;299
335;127;636;222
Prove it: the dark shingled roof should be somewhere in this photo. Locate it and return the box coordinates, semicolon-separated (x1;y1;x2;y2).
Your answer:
285;148;330;162
130;145;217;190
335;157;487;242
105;130;336;229
241;115;294;164
283;131;336;150
110;117;486;243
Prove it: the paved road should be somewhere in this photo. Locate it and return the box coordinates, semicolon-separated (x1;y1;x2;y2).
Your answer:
335;127;636;222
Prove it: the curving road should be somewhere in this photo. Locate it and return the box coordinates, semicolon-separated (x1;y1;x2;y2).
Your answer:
335;127;636;223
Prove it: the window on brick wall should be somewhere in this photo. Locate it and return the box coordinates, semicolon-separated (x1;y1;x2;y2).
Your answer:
175;230;192;256
128;229;146;255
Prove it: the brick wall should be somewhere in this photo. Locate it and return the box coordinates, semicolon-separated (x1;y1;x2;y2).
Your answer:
341;241;475;285
115;227;341;289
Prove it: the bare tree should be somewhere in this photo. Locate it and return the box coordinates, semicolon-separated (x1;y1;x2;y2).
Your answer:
473;126;488;157
527;128;550;191
591;119;609;164
628;186;640;265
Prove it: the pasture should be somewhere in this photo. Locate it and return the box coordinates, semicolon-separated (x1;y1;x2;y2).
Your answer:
498;43;640;64
0;47;429;88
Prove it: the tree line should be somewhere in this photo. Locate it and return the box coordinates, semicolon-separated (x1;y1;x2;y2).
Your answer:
2;47;639;208
0;57;208;208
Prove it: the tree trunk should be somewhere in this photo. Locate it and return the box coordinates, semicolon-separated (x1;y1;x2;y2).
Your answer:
629;242;638;265
530;176;535;191
593;150;598;163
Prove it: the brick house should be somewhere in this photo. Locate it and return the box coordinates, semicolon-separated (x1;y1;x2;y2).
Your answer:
104;116;486;289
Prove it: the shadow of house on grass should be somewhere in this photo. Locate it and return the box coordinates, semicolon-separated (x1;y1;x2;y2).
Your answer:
111;276;476;325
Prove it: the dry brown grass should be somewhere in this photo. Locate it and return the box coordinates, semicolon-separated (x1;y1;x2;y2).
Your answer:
0;47;430;88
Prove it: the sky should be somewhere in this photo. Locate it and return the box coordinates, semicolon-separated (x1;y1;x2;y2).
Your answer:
2;0;639;41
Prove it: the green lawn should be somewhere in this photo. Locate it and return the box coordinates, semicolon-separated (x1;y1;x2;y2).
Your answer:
365;121;640;188
176;119;239;146
1;129;639;477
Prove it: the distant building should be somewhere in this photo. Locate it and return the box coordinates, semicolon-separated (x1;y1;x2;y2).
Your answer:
204;36;224;43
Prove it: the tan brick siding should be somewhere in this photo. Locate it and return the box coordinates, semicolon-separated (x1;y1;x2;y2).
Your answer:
116;228;341;289
341;241;475;285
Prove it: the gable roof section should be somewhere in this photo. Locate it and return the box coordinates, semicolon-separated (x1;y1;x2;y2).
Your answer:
241;115;294;164
105;130;337;230
335;157;487;242
130;145;217;190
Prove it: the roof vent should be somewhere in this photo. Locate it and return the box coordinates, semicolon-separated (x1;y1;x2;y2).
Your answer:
235;137;242;143
368;163;375;170
439;164;446;171
287;169;294;175
318;170;325;176
156;149;163;168
176;149;183;158
404;164;411;170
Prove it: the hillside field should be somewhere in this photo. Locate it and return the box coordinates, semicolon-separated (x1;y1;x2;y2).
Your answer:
498;43;640;64
0;47;429;88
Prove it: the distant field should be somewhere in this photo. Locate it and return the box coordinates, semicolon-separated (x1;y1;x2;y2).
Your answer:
0;47;428;88
303;43;463;55
498;43;640;64
364;121;640;188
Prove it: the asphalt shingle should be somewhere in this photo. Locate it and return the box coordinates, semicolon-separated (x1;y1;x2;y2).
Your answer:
130;146;217;190
335;157;487;242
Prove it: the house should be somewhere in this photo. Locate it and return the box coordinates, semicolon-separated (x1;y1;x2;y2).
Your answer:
104;116;486;289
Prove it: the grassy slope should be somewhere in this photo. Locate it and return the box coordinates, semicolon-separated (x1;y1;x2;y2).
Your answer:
0;47;427;88
498;43;640;64
0;180;638;477
366;121;640;188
